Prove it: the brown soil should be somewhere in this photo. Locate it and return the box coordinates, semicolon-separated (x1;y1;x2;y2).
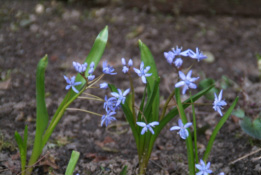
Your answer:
0;1;260;175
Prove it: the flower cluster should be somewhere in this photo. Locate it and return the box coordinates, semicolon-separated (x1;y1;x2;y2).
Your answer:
164;46;207;68
121;58;133;74
195;159;213;175
64;61;96;93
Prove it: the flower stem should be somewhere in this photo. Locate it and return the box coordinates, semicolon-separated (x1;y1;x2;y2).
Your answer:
128;72;136;123
190;92;198;164
159;88;176;121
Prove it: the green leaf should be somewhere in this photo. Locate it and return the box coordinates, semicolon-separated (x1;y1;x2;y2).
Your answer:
29;55;49;167
120;165;128;175
175;88;194;175
147;85;214;164
198;78;218;100
139;40;159;122
14;125;28;175
65;150;80;175
108;84;140;155
240;117;261;140
203;97;238;161
155;85;214;137
143;77;160;122
42;26;109;148
232;108;245;119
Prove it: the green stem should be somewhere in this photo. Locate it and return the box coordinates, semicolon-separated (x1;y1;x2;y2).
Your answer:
176;88;195;175
190;93;198;164
159;89;176;121
128;73;136;123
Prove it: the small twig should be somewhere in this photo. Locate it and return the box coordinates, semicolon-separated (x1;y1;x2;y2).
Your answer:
252;155;261;162
229;148;261;165
66;108;102;117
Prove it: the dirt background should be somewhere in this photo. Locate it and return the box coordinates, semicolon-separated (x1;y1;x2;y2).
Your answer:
0;0;261;175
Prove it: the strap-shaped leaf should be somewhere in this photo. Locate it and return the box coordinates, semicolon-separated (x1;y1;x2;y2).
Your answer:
108;84;140;156
176;88;194;175
42;26;108;148
203;97;238;161
143;77;160;122
146;85;214;163
29;55;49;167
139;40;160;122
65;150;80;175
15;127;28;175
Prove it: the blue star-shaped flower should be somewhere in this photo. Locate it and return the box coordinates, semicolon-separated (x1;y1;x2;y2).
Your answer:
111;88;130;106
174;58;183;68
170;119;192;139
175;70;199;94
100;82;108;89
103;96;119;112
87;67;95;81
164;51;175;64
189;48;207;62
73;61;87;73
63;75;82;93
172;46;183;55
133;62;152;84
136;121;159;135
101;111;117;127
195;159;213;175
213;90;227;116
122;58;133;74
102;61;117;75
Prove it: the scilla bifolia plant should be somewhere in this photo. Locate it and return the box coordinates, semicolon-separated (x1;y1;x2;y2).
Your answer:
15;26;238;175
107;43;238;175
14;26;109;175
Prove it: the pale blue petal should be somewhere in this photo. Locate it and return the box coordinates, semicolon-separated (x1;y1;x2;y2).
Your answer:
149;121;159;127
178;119;184;127
136;122;146;127
175;81;185;88
65;85;71;90
184;122;192;128
178;71;186;80
72;86;79;93
141;76;147;84
148;127;155;134
123;88;130;96
141;127;147;135
170;126;181;131
189;83;197;89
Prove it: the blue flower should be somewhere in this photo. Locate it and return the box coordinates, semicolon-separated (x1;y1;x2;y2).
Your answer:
73;61;87;73
101;111;117;127
133;62;152;84
103;61;117;75
90;62;95;68
189;48;207;62
170;119;192;139
100;82;108;89
213;90;227;116
164;51;175;64
136;121;159;135
122;58;133;74
175;70;199;94
195;159;213;175
103;96;119;112
180;49;195;57
172;46;183;55
111;88;130;106
63;75;82;93
88;67;95;81
174;58;183;68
